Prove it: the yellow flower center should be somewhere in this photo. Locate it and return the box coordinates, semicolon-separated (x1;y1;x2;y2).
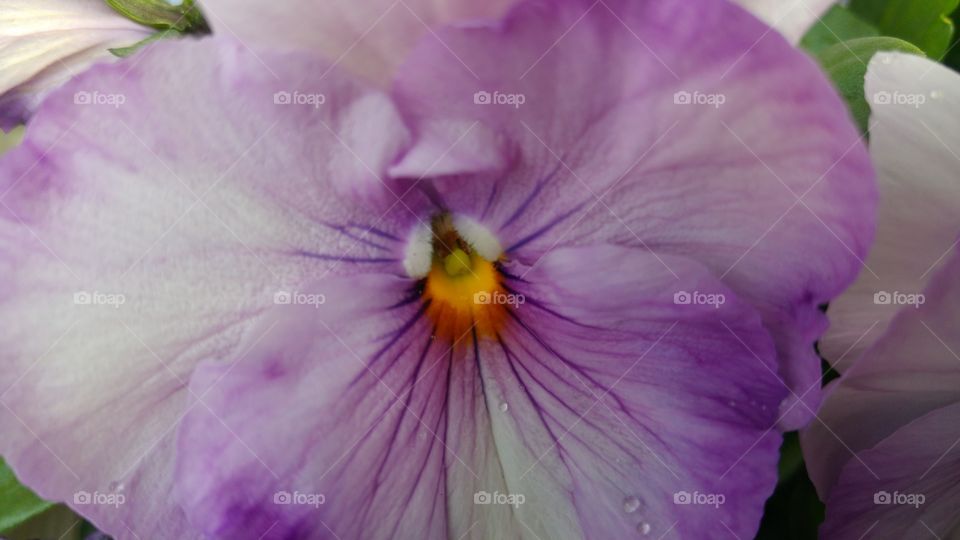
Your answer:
422;216;509;343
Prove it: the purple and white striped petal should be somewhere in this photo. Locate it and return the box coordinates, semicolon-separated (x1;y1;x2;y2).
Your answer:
391;0;875;429
174;245;785;539
0;36;425;539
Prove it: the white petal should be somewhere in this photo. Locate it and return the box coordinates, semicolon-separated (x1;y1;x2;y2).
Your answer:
0;0;151;125
733;0;834;43
820;53;960;371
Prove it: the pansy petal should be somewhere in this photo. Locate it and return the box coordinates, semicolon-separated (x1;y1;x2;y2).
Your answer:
0;0;151;128
820;53;960;371
488;246;787;538
803;245;960;499
174;244;784;539
820;401;960;539
393;0;875;429
197;0;519;86
733;0;834;43
0;36;425;538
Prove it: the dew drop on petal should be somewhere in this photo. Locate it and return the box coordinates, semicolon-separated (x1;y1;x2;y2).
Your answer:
499;402;509;413
637;521;652;535
623;496;640;513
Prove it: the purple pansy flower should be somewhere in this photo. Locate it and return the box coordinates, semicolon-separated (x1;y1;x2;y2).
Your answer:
0;0;873;538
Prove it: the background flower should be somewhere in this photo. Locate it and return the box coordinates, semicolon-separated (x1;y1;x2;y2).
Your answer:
818;52;960;370
804;52;960;538
734;0;835;43
0;0;153;128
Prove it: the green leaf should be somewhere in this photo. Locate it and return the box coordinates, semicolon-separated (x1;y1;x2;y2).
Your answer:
106;0;210;34
801;5;880;55
816;37;925;134
110;28;183;57
0;457;53;533
944;7;960;71
849;0;959;59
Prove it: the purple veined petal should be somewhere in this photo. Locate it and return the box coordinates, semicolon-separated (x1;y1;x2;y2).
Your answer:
820;53;960;372
732;0;834;44
0;36;429;539
197;0;520;87
0;0;152;129
390;0;876;430
820;401;960;539
802;245;960;501
174;244;785;539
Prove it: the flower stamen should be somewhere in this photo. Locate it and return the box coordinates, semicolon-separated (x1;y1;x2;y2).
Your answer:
414;214;509;343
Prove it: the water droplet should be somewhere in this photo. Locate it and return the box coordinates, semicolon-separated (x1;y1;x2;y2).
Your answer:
499;402;509;413
623;496;640;513
637;521;652;535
